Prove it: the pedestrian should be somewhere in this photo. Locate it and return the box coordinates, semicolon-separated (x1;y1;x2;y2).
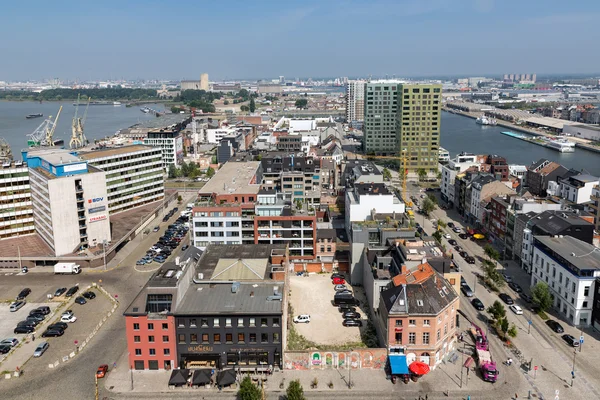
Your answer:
32;334;35;341
425;396;428;400
515;394;518;399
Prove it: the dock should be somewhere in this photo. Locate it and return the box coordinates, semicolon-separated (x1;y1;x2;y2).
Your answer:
499;131;575;152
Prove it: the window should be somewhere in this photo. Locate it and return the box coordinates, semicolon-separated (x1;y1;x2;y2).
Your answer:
225;318;232;327
134;335;141;343
163;349;170;356
190;319;197;327
584;286;590;296
249;333;257;343
135;348;142;356
395;332;402;344
148;360;158;370
148;335;155;343
409;319;416;326
162;335;169;343
250;318;256;326
437;330;441;340
212;318;218;327
145;294;172;313
261;318;268;327
408;333;416;344
147;323;154;330
238;318;244;327
190;333;198;344
162;323;168;330
226;333;233;343
395;320;403;327
214;333;221;343
202;333;209;343
134;360;144;370
133;323;140;330
261;333;269;343
149;349;156;356
423;332;430;345
177;319;185;328
583;301;589;308
444;324;448;335
273;318;280;327
178;334;185;344
273;333;280;343
238;333;245;343
423;319;430;326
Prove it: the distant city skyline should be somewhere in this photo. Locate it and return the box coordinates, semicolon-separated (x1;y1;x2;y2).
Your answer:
2;0;600;81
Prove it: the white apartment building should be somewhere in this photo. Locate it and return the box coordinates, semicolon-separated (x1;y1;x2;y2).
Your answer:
530;235;600;327
143;131;183;169
25;149;111;256
0;160;34;240
441;153;480;205
558;174;599;204
346;80;366;123
509;165;527;184
79;145;165;214
205;127;236;144
345;183;405;238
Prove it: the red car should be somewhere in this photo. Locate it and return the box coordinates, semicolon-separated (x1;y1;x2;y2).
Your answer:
332;277;346;285
96;364;108;379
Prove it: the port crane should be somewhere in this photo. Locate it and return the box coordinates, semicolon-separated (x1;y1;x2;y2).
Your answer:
70;95;90;149
27;106;63;147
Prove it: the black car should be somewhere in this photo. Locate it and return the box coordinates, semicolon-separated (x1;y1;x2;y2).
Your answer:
454;245;463;252
65;286;79;297
520;293;533;303
75;296;87;305
338;306;356;313
14;325;34;334
562;334;580;348
182;245;189;251
459;251;469;259
508;282;523;293
54;287;67;297
499;293;514;305
33;306;51;315
48;322;68;331
42;328;64;338
448;239;457;246
546;320;564;333
459;233;469;240
342;311;361;319
27;313;45;322
0;345;11;354
16;288;31;300
342;319;363;327
447;222;455;228
465;256;476;264
82;291;96;300
471;298;485;311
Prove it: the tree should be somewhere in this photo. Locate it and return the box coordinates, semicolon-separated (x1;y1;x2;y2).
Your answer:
223;100;229;105
171;106;182;113
500;317;509;337
432;230;442;243
421;198;435;216
296;200;303;210
177;195;182;204
437;171;442;181
238;376;261;400
484;244;500;262
286;379;306;400
532;282;553;312
382;167;392;181
507;324;518;338
249;97;256;113
437;219;447;229
487;300;506;322
180;161;189;177
482;260;505;288
417;168;427;182
295;99;308;109
427;193;438;205
206;167;215;178
240;105;250;112
168;164;180;179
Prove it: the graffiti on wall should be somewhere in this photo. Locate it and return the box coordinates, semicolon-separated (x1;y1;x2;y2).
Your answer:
284;349;388;370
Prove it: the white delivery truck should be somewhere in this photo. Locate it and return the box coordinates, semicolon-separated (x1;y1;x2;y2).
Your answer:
53;262;81;274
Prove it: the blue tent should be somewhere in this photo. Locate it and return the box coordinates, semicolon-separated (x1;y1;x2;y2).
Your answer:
389;355;409;375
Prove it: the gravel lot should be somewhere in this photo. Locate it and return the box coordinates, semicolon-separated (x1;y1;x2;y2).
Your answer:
289;274;364;345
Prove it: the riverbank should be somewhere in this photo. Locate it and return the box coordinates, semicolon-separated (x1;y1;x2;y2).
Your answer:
442;107;600;154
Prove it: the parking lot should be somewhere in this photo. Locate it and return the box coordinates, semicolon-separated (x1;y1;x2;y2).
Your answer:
289;274;364;345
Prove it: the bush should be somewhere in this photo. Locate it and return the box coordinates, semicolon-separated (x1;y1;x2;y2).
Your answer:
238;376;261;400
287;379;306;400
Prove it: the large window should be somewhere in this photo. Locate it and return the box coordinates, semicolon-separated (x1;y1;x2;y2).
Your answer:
134;360;144;370
145;294;173;313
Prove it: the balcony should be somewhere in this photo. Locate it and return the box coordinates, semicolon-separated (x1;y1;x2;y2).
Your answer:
76;196;84;202
75;186;84;194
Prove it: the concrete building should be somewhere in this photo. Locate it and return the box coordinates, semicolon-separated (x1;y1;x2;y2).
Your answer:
260;155;321;205
531;236;600;327
345;80;366;123
363;81;401;155
345;183;405;235
441;153;482;205
0;160;34;240
257;83;283;95
144;130;184;169
342;160;383;187
378;262;459;369
181;80;201;91
24;148;111;256
558;174;600;204
469;176;515;225
563;124;600;142
200;73;209;91
78;145;164;214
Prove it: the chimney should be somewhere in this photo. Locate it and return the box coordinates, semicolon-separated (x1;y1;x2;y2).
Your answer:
250;291;254;297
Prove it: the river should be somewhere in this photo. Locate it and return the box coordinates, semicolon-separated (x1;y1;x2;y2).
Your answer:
440;111;600;176
0;101;164;157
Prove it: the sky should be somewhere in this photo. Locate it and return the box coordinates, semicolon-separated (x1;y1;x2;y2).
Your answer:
1;0;599;81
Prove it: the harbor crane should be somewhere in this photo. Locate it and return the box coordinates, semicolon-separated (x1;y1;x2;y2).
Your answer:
70;95;90;149
27;106;63;147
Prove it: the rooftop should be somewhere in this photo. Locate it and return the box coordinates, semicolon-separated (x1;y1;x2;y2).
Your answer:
78;144;156;160
200;161;261;196
354;183;392;196
26;148;81;166
535;235;600;271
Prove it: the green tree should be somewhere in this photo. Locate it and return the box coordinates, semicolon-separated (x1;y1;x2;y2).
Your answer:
177;195;182;203
417;168;427;182
171;106;182;113
482;260;505;288
507;324;518;338
249;97;256;113
437;219;447;229
437;171;442;180
532;282;553;312
237;376;261;400
180;161;189;177
223;100;229;105
487;300;506;322
286;379;306;400
296;200;303;210
500;317;509;337
382;167;392;181
421;198;435;216
484;244;500;262
295;99;308;108
427;193;438;205
240;105;250;112
206;167;215;178
168;164;180;179
432;230;442;243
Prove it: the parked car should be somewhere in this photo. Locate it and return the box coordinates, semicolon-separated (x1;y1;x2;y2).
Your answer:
562;334;580;347
448;239;457;246
338;306;356;313
54;287;67;297
452;227;462;233
501;273;513;283
9;300;26;312
61;315;77;323
447;222;455;228
342;319;363;327
342;311;361;319
510;305;523;315
16;288;31;300
508;282;523;293
471;298;485;311
14;325;35;334
181;245;189;251
82;291;96;300
334;284;348;291
62;310;74;318
42;328;64;338
332;277;346;285
465;256;476;264
136;259;147;265
520;293;533;303
460;276;467;286
461;285;474;297
33;306;51;315
454;245;463;252
27;313;45;322
0;345;11;354
33;342;49;357
459;251;469;259
293;315;311;324
331;273;344;280
48;322;68;331
65;286;79;297
499;293;514;305
96;364;109;379
0;338;19;348
443;233;452;239
459;233;469;240
546;320;564;333
75;296;87;305
152;226;160;232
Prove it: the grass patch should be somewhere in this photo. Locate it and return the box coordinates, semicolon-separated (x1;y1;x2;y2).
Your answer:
537;310;549;320
287;324;320;351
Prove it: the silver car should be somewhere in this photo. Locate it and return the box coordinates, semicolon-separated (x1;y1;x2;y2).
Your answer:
33;342;49;357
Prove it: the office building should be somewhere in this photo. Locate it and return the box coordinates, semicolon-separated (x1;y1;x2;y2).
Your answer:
24;148;111;256
260;155;321;205
363;81;400;155
0;160;34;240
79;145;164;214
144;118;191;169
345;80;366;123
530;236;600;327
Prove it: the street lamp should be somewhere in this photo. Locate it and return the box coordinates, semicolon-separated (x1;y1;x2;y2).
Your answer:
102;240;108;270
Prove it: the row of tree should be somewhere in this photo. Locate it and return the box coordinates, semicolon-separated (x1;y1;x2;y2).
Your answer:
36;88;158;100
238;376;305;400
167;161;214;180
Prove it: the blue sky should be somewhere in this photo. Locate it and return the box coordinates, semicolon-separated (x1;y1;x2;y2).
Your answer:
1;0;599;81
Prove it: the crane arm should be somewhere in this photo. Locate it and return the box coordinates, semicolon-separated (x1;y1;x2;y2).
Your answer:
82;97;91;125
48;106;63;138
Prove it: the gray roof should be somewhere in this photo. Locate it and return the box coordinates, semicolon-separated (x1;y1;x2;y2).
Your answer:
531;210;592;234
174;282;283;315
317;229;337;239
534;235;600;271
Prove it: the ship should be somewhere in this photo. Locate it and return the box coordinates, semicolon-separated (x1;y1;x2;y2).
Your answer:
26;113;43;119
476;116;497;126
113;101;122;106
140;107;150;113
543;137;576;153
72;101;121;106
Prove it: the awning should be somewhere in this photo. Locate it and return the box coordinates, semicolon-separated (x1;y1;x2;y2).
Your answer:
192;369;212;386
217;369;236;387
389;355;409;375
168;369;189;386
409;361;430;376
394;327;403;332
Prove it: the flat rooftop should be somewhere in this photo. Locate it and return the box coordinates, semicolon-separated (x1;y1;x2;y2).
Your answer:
354;183;392;195
27;148;81;165
200;161;261;196
535;235;600;271
78;144;156;160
